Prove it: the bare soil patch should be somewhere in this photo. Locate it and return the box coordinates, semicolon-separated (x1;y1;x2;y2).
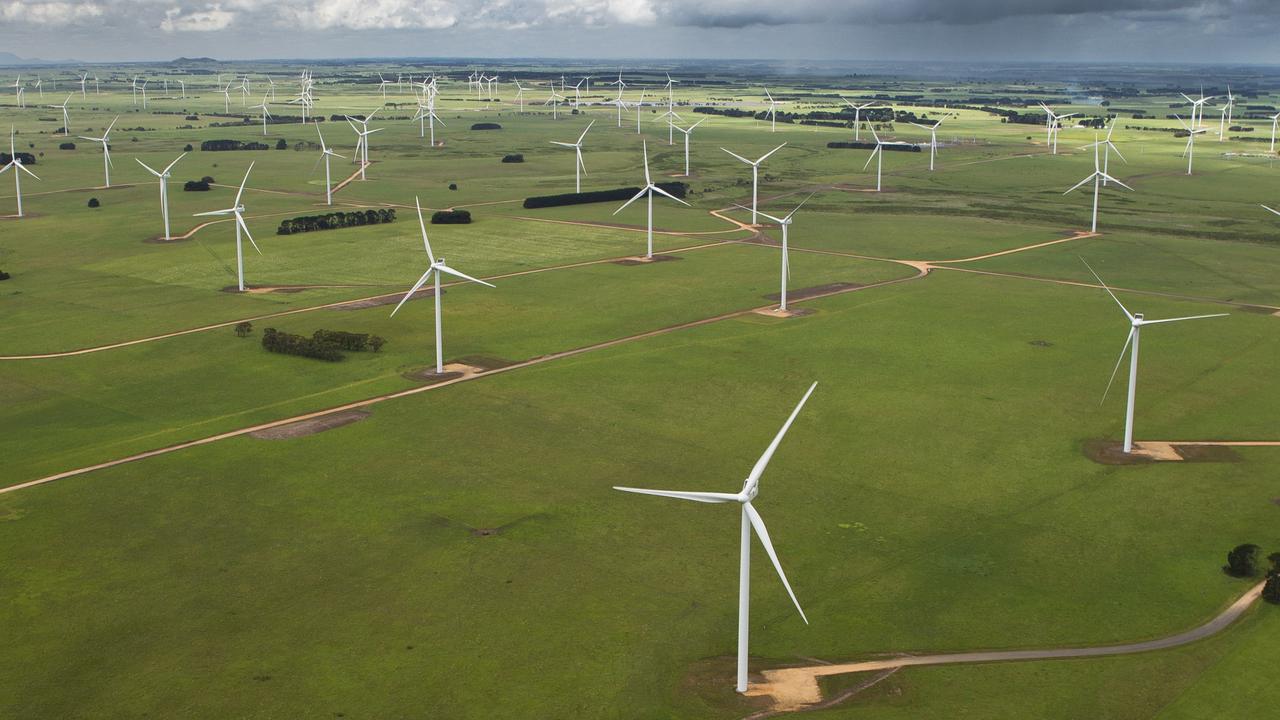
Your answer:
1171;444;1242;463
402;369;464;383
1083;439;1155;466
220;284;357;295
451;354;518;371
764;282;862;302
613;254;683;266
250;409;370;440
753;307;815;319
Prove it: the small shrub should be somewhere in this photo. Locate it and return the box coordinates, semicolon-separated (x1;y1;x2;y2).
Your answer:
448;183;458;191
234;321;253;338
201;175;215;184
501;153;524;163
185;115;199;121
184;144;194;152
58;142;75;150
470;122;502;130
275;138;288;150
432;209;471;224
87;198;100;208
1264;574;1280;605
0;270;10;281
1225;543;1261;577
183;180;211;191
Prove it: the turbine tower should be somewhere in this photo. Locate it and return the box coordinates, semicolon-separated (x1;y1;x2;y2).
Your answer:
721;143;787;225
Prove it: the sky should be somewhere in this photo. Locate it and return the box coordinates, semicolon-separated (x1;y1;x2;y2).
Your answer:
3;0;1279;65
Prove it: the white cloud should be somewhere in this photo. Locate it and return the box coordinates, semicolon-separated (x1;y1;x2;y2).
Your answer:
0;1;103;25
160;5;235;32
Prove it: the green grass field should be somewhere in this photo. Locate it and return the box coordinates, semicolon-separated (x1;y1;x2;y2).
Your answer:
1;65;1278;719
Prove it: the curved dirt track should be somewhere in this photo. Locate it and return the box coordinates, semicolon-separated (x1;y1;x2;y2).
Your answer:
747;580;1268;714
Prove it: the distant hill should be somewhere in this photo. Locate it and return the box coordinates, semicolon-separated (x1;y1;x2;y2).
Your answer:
171;57;218;65
0;51;70;67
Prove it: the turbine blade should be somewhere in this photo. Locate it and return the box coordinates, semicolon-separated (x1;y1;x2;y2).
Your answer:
1101;174;1135;191
650;184;690;206
1079;257;1133;320
1140;313;1229;326
234;162;254;206
390;269;434;317
613;186;648;215
744;382;817;492
862;146;880;171
757;143;788;163
1261;204;1280;218
721;147;752;165
1063;173;1097;195
1101;328;1134;405
612;487;738;504
415;197;436;264
436;262;496;288
161;151;188;175
744;503;808;624
238;214;261;254
1108;142;1128;164
135;158;160;176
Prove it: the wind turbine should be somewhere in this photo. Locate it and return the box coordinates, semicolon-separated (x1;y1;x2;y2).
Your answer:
79;115;118;188
551;120;594;194
77;72;88;99
742;195;813;312
840;98;880;142
390;198;495;376
1175;115;1209;175
1064;134;1133;234
909;118;943;171
1179;92;1214;131
674;118;706;177
614;140;690;259
377;73;393;99
863;125;887;192
1091;120;1127;186
1082;259;1226;454
609;70;627;127
313;120;344;206
1;128;39;218
346;109;382;180
633;89;647;134
1218;85;1234;141
663;72;680;144
1039;104;1077;154
544;88;566;120
412;96;445;146
514;80;526;112
219;82;232;113
139;79;148;109
251;95;272;136
32;75;42;99
1270;112;1280;154
615;382;817;694
49;93;73;136
176;78;186;99
763;88;783;132
135;152;187;240
10;75;22;107
721;143;787;225
194;163;260;293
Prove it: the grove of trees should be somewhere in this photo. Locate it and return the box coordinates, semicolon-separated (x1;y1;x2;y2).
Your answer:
276;209;396;235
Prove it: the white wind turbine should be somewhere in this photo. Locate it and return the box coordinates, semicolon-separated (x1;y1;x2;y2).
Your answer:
551;120;594;194
1039;104;1077;154
862;125;889;192
1175;115;1209;175
615;382;817;694
10;76;22;107
633;89;647;134
77;72;88;99
390;198;495;375
722;143;787;225
176;78;186;99
740;195;813;312
663;72;680;144
79;115;118;188
909;118;944;171
1092;120;1127;186
763;88;783;132
194;163;260;293
136;152;187;240
609;70;628;127
377;73;393;99
1179;91;1214;131
840;98;880;141
49;93;73;136
1218;85;1234;141
1270;112;1280;154
545;88;566;119
139;79;148;109
313;120;344;206
219;82;233;113
675;118;706;176
614;140;690;259
33;75;42;99
412;95;445;146
1065;134;1133;234
251;95;272;136
514;80;526;113
1083;259;1226;454
1;128;39;218
346;109;382;180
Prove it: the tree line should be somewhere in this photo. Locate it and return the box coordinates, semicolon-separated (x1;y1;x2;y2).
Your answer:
200;139;271;152
260;327;386;361
276;209;397;235
524;182;689;209
1224;543;1280;605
